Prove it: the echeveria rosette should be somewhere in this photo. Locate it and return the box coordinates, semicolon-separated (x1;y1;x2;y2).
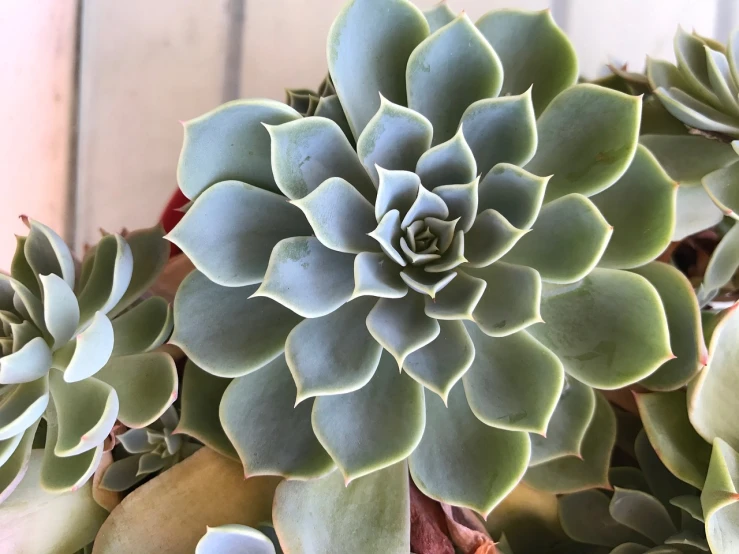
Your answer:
169;0;675;546
559;429;708;554
0;220;177;502
100;406;199;492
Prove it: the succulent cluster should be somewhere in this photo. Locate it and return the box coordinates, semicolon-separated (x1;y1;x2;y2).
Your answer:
0;220;176;501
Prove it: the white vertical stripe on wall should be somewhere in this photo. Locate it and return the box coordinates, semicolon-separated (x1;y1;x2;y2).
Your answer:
74;0;234;252
0;1;78;270
564;0;719;78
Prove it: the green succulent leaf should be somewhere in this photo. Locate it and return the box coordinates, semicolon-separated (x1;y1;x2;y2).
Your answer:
674;27;720;106
117;428;151;454
110;297;172;357
178;99;300;199
366;293;440;368
374;168;420;222
285;297;381;402
433;178;479;233
407;14;502;146
109;224;170;317
293;177;379;254
463;325;563;434
423;1;455;33
530;376;596;466
610;487;678;545
351;251;408;299
10;279;46;336
10;236;40;298
654;87;739;137
267;117;375;201
409;385;530;517
196;525;276;554
253;237;355;318
477;163;548;230
176;360;237;459
0;419;37;503
592;145;676;269
526;84;640;202
0;377;48;441
314;95;353;143
39;274;79;350
465;209;527;268
503;194;611;284
530;269;672;389
476;9;578;115
55;312;114;383
327;0;429;139
312;350;424;482
702;439;739;554
273;462;410;554
609;467;650;494
647;57;693;100
49;370;118;457
423;271;485;320
167;181;312;287
559;490;647;548
632;263;705;391
24;219;75;290
403;319;473;403
99;454;145;492
459;90;537;177
636;390;711;489
524;392;615;493
415;127;477;189
689;304;739;455
220;355;334;479
94;352;178;428
703;160;739;218
0;335;51;384
171;271;302;378
40;421;104;493
702;223;739;294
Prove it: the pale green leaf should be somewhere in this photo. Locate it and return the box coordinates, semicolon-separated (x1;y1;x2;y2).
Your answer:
100;455;145;492
702;439;739;554
477;163;548;230
374;168;420;223
351;251;407;299
23;219;75;290
674;27;720;107
0;377;48;441
415;126;477;189
0;336;51;384
314;95;352;143
433;178;478;232
654;87;739;137
220;355;333;479
400;182;449;229
178;99;300;199
11;236;40;298
703;160;739;217
40;274;79;350
702;223;739;295
423;271;485;320
399;267;456;297
110;297;172;357
41;421;104;493
0;420;37;503
407;14;502;145
610;488;678;544
196;525;276;554
57;312;114;383
465;209;527;268
424;1;455;33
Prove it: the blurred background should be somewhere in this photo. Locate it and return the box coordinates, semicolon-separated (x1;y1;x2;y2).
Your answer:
0;0;735;269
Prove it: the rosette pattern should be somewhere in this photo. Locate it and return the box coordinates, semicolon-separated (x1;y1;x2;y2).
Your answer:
169;0;676;541
0;221;177;502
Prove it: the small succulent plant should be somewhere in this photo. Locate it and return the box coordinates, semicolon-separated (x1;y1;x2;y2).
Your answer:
100;406;199;492
167;3;680;550
559;430;708;554
285;75;335;117
0;220;177;502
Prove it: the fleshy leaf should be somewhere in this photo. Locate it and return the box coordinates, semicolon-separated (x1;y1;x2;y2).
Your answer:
172;271;302;378
178;99;300;199
463;325;563;434
530;376;596;466
524;393;615;493
220;355;333;479
366;293;440;368
632;263;704;391
314;95;353;143
327;0;429;139
0;420;37;503
423;271;485;320
407;14;503;146
110;297;172;357
357;97;433;186
351;252;407;299
56;312;114;383
702;438;739;554
433;179;478;233
592;145;676;269
689;304;739;454
94;352;178;428
410;385;530;517
196;525;276;554
529;269;672;389
100;455;145;492
41;421;104;493
702;223;739;295
466;262;542;337
503;194;611;284
374;168;420;223
39;274;79;350
176;360;237;459
424;1;455;33
312;350;424;481
477;9;578;115
167;181;312;286
465;209;527;268
293;177;379;253
639;134;736;185
285;297;381;402
403;320;474;403
636;390;711;490
0;336;51;385
415;126;477;189
610;487;678;544
23;219;75;290
0;377;48;441
10;236;40;298
477;163;548;230
400;183;449;230
674;27;720;106
274;462;410;553
460;90;537;177
267;117;375;201
526;84;640;201
253;237;354;318
703;160;739;217
49;371;118;457
654;87;739;137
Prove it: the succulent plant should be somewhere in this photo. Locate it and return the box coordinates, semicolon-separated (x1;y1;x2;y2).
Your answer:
285;75;335;116
196;524;281;554
100;406;199;492
0;220;177;502
168;0;678;549
559;429;708;554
